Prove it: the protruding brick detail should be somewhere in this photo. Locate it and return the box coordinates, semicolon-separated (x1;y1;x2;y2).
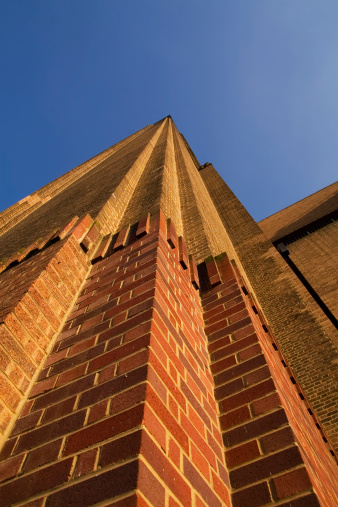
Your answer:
178;236;188;269
167;218;178;249
91;233;112;263
189;254;200;290
205;256;221;287
201;253;338;507
0;213;230;506
136;212;150;238
80;222;101;253
57;216;80;240
0;216;80;276
114;224;131;250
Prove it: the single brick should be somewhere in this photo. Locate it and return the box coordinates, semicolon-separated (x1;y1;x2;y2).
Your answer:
24;439;62;472
114;225;131;250
167;219;178;249
56;362;87;387
42;396;76;424
273;467;313;499
74;447;98;478
110;383;147;415
30;376;57;398
226;439;260;468
189;255;200;289
260;426;295;454
251;392;281;416
136;213;150;237
232;481;271;507
12;410;42;436
99;430;142;468
0;454;25;482
178;236;188;269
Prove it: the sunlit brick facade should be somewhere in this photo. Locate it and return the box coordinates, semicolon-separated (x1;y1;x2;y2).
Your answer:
0;116;337;506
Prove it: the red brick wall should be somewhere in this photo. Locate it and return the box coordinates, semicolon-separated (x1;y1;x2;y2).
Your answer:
0;210;337;506
201;254;338;506
0;212;230;506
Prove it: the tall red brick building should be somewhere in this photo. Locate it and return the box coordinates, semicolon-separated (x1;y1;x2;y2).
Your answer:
0;116;337;506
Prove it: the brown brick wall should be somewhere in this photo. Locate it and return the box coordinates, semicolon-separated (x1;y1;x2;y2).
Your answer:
258;181;338;242
200;164;338;452
287;221;338;329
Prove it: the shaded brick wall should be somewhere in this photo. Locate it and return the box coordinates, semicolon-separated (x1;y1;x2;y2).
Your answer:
258;181;338;242
287;221;338;328
201;254;338;506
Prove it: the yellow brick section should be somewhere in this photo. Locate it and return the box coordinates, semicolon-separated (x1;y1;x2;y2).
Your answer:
97;119;167;234
118;120;170;229
159;119;183;236
172;129;231;263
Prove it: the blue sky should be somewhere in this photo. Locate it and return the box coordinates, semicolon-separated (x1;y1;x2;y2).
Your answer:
1;1;337;220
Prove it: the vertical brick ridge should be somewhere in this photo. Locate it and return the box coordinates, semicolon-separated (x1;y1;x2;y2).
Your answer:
201;252;338;507
96;118;169;236
0;216;94;448
0;211;231;506
200;163;338;451
158;117;184;237
115;122;170;231
171;125;232;263
0;124;153;239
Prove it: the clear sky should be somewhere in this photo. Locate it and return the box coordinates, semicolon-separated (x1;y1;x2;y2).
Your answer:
1;1;337;220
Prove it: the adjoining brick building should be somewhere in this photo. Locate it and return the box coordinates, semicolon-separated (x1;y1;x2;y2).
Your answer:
0;116;337;506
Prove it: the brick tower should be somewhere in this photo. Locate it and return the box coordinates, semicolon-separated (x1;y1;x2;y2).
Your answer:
0;116;337;506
